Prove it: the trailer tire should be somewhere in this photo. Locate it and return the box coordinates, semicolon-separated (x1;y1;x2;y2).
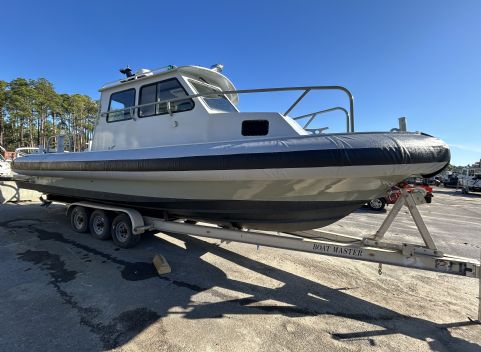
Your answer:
89;210;112;240
111;213;140;248
69;206;90;233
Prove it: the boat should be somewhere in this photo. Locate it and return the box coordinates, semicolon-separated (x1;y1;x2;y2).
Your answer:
12;64;450;231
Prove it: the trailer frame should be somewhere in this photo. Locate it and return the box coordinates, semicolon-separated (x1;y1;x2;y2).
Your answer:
64;189;481;320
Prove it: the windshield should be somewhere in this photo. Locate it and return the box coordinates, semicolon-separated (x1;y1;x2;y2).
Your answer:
190;80;237;113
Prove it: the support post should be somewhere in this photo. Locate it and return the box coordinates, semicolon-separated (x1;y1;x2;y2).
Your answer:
371;189;437;252
372;193;405;241
404;190;437;250
284;89;310;116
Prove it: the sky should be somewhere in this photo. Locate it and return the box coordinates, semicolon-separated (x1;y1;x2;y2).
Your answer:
1;0;480;165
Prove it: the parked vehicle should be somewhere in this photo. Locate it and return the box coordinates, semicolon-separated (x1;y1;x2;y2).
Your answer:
458;167;481;194
442;174;459;188
367;181;433;211
417;177;440;186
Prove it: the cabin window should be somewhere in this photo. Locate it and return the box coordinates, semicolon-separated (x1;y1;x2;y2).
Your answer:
138;78;194;118
107;88;136;122
190;80;237;113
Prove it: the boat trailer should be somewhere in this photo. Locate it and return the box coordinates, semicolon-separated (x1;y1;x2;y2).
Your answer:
60;189;481;321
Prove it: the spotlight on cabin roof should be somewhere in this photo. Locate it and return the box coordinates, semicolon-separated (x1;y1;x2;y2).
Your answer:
210;63;224;73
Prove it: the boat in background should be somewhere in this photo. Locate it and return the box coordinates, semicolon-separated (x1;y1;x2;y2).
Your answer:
12;64;450;231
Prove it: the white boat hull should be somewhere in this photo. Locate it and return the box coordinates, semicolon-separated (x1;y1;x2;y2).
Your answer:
13;132;450;230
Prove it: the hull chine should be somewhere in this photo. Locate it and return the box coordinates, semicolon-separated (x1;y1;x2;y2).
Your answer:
17;181;366;231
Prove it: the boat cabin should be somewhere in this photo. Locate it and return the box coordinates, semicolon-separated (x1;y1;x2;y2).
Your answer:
92;65;307;151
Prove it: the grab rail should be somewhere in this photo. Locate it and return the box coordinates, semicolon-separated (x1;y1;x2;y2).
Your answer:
101;85;355;132
293;107;351;133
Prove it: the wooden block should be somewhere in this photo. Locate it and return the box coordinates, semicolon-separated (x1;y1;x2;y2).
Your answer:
153;254;171;275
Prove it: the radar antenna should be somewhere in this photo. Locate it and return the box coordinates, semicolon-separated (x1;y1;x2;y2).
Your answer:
119;66;134;78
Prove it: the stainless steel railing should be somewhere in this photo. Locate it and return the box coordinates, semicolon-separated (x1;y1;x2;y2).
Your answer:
292;107;350;133
101;85;355;132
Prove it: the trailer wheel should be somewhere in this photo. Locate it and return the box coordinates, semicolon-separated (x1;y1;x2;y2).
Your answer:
69;206;90;233
89;210;112;240
368;198;386;211
111;213;140;248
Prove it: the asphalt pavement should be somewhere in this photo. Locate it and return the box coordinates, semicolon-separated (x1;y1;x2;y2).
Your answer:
0;186;480;351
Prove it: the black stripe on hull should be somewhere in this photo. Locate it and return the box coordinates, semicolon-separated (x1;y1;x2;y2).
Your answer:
17;181;366;231
13;145;450;172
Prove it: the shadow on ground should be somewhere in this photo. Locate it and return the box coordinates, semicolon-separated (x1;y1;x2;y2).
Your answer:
0;203;479;351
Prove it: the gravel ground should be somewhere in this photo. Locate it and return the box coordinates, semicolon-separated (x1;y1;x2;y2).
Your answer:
0;186;480;351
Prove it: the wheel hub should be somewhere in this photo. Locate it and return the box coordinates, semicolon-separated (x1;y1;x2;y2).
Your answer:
73;213;84;228
116;223;129;242
93;217;105;233
370;199;383;209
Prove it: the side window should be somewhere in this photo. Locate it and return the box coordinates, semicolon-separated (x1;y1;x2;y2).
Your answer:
107;89;136;122
139;78;194;118
139;84;156;117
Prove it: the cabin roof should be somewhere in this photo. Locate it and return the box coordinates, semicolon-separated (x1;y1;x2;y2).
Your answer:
99;65;239;105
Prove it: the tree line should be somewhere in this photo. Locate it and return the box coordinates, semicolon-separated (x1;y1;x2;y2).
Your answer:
0;78;98;152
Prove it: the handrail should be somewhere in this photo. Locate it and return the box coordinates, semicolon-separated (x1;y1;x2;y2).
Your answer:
293;107;351;133
101;85;355;132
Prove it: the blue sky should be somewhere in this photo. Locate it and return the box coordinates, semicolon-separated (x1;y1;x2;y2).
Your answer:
1;0;480;165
